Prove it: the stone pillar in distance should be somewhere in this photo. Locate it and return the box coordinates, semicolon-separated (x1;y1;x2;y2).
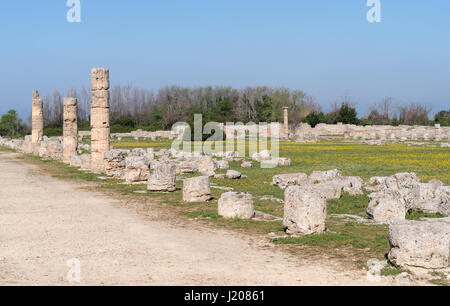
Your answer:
283;107;289;139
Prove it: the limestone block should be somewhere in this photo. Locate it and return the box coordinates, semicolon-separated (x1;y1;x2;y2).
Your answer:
309;169;343;183
226;170;242;179
90;108;110;128
367;193;406;224
91;68;110;91
197;156;217;176
313;182;343;200
91;90;110;108
283;186;327;235
273;173;308;189
125;156;150;183
104;150;127;178
218;192;254;219
241;161;253;168
216;160;230;170
183;176;211;202
148;162;176;192
63;98;78;164
388;220;450;269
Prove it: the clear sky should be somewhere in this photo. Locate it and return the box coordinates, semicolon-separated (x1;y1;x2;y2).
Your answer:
1;0;449;120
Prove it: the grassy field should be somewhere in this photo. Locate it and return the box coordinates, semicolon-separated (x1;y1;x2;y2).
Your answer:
111;139;450;266
3;139;449;273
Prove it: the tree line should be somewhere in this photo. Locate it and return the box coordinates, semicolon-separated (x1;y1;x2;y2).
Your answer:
0;85;449;137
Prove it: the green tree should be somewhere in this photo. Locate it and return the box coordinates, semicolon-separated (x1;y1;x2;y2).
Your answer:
304;112;326;128
255;95;274;123
435;110;450;126
0;110;22;137
337;103;358;124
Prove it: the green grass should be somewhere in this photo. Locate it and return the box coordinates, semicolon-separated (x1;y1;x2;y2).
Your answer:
428;272;449;286
185;209;222;219
273;218;390;260
406;210;446;221
327;192;370;217
380;265;409;277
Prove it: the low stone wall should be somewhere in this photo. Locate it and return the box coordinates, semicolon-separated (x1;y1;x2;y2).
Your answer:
295;123;450;142
222;122;288;139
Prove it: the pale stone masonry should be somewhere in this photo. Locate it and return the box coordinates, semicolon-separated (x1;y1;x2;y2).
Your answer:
90;68;110;173
283;107;289;137
31;90;44;144
63;97;78;164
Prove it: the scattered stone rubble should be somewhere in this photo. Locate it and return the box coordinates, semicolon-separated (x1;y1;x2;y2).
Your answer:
366;173;450;224
272;169;363;198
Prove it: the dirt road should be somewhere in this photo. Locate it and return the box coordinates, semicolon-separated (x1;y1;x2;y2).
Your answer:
0;151;386;285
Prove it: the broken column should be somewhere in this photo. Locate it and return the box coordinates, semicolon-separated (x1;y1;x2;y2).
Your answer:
283;186;327;235
283;107;289;138
90;68;110;173
31;90;44;144
218;192;255;219
183;176;212;202
388;220;450;269
63;97;78;164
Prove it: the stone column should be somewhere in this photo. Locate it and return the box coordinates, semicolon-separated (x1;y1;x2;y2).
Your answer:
63;97;78;164
283;107;289;138
90;68;110;173
31;90;44;144
435;124;442;141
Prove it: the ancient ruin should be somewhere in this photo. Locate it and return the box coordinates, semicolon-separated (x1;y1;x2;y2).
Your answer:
388;220;450;269
283;186;327;235
90;68;110;173
218;192;255;219
148;162;177;192
31;90;44;144
183;176;211;202
63;97;78;164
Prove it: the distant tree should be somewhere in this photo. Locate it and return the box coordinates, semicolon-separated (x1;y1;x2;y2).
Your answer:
398;103;431;126
0;110;22;137
255;95;273;123
359;118;373;126
304;112;326;128
368;97;393;125
435;109;450;126
337;103;358;124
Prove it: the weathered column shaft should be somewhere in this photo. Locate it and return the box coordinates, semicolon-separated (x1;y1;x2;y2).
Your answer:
63;97;78;164
31;90;44;144
283;107;289;138
90;68;110;173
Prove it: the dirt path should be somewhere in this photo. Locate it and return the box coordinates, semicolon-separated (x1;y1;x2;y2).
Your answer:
0;151;388;285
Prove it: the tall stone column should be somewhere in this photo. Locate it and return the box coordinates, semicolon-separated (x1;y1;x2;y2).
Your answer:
283;107;289;139
63;97;78;164
31;90;44;144
90;68;110;173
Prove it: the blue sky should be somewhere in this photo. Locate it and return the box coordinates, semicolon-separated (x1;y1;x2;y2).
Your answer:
1;0;449;120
